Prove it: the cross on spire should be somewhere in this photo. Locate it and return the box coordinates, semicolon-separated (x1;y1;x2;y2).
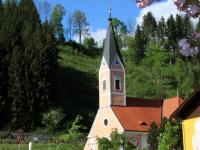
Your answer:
108;8;112;21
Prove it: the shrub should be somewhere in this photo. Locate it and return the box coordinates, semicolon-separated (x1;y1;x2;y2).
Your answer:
42;108;65;133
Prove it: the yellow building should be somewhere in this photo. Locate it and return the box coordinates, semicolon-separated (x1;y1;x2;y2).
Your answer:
84;12;183;150
172;88;200;150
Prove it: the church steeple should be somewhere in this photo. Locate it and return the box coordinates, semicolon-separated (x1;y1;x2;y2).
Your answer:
99;10;126;108
102;9;124;67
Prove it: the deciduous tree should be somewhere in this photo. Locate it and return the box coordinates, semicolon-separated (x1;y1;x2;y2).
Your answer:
72;10;89;44
50;4;66;42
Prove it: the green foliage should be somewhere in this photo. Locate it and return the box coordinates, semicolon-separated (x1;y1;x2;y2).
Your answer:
157;17;166;42
83;37;96;49
50;4;66;42
42;108;65;132
63;115;86;142
112;17;127;49
158;119;183;150
142;12;157;38
0;0;58;130
147;122;159;150
72;10;89;44
132;25;147;64
57;115;86;147
98;138;112;150
98;130;135;150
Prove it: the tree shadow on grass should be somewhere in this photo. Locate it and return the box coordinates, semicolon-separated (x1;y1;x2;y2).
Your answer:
55;66;98;121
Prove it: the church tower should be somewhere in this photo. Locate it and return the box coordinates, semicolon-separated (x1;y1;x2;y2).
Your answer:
99;10;126;108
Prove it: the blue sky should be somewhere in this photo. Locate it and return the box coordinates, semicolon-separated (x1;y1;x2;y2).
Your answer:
38;0;140;31
35;0;195;45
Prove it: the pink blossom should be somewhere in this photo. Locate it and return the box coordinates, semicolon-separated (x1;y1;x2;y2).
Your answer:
178;39;199;57
136;0;150;8
185;5;200;17
195;32;200;39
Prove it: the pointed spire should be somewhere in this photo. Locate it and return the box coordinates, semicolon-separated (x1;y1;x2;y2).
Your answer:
102;9;124;67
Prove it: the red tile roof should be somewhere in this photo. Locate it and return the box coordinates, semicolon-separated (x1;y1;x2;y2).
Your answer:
171;87;200;119
111;97;163;132
163;96;184;118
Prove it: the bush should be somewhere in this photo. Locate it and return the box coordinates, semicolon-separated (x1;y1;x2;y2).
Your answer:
158;119;183;150
98;129;135;150
42;108;65;133
58;115;86;144
147;122;159;150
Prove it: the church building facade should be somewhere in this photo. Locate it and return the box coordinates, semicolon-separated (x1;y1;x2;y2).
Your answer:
84;14;183;150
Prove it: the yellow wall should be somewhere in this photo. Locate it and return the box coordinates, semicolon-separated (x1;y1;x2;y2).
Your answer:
84;107;124;150
182;117;200;150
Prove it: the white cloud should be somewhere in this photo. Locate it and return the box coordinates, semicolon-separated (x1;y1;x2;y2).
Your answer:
136;0;198;26
89;29;107;47
73;28;107;47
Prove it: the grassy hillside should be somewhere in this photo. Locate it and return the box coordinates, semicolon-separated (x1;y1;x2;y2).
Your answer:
56;44;101;123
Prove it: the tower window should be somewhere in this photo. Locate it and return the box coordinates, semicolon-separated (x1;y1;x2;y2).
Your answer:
114;74;121;90
103;80;106;91
115;79;120;90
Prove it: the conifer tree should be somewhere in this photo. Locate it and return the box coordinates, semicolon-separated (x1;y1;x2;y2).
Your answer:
142;12;157;38
175;14;184;40
183;15;194;38
134;25;147;64
166;15;177;64
157;17;166;42
166;15;177;42
0;0;19;129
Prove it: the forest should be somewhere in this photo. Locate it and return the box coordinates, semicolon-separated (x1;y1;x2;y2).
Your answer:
0;0;200;133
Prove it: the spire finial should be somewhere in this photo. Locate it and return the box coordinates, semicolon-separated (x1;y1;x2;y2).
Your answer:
108;8;112;21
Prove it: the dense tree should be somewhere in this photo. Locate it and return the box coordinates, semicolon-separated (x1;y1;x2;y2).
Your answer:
157;17;166;43
112;17;128;49
72;10;89;44
166;15;177;43
142;12;157;38
83;37;96;49
133;25;147;64
158;119;183;150
0;0;20;129
166;15;177;64
0;0;58;130
176;14;184;40
112;17;127;37
50;4;66;42
183;15;194;38
147;122;159;150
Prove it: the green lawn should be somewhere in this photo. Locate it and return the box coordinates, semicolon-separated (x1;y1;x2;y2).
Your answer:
0;143;83;150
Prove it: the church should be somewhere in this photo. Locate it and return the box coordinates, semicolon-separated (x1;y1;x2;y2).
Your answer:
84;13;183;150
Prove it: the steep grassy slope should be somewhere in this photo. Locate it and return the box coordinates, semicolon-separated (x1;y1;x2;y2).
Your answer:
56;44;101;121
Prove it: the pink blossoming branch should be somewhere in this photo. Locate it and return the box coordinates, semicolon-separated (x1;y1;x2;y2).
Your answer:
178;39;198;57
136;0;200;57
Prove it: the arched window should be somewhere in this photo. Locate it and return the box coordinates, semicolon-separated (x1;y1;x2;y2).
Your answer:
114;74;121;90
